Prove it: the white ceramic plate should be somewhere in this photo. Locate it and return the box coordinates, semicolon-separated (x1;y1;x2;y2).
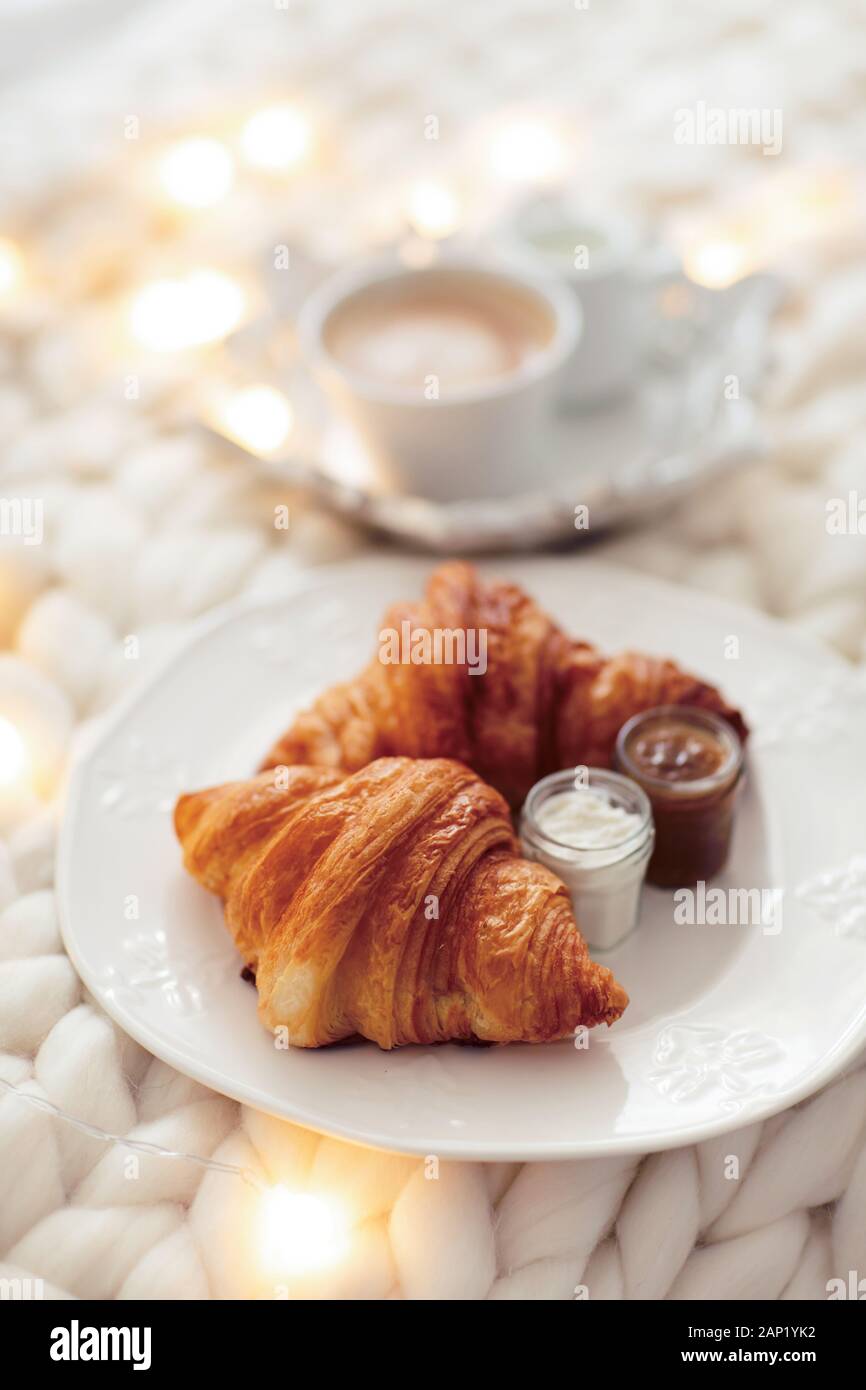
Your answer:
58;557;866;1159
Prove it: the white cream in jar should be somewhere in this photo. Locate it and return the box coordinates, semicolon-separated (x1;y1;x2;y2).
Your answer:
520;769;654;951
535;786;643;850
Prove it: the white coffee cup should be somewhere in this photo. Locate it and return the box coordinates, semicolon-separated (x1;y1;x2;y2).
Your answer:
298;255;580;502
510;206;680;406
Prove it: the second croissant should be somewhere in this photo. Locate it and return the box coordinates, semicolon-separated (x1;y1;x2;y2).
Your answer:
262;561;747;807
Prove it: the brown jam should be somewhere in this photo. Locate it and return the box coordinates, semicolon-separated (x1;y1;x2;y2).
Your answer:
627;719;729;784
614;706;744;889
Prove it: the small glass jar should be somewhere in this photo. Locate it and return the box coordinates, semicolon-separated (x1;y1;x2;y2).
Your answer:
614;705;744;889
520;768;654;951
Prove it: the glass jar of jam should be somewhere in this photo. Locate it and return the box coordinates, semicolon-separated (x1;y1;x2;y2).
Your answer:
613;706;744;889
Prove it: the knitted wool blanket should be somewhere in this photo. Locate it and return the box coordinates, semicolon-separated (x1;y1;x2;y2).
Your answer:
1;0;866;1301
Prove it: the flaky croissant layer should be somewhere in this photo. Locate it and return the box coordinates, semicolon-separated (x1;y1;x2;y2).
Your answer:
175;757;628;1048
263;561;748;807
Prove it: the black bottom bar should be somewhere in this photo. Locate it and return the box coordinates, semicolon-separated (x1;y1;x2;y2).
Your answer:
3;1297;860;1373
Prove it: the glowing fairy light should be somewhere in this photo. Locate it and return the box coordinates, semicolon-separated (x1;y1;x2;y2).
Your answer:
219;385;294;456
240;106;312;172
406;180;461;239
258;1187;349;1277
683;238;753;289
158;137;235;209
0;238;24;298
0;714;37;832
485;113;572;185
0;716;28;789
129;270;246;352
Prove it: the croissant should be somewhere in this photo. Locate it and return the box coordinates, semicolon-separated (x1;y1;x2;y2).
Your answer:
263;561;748;807
174;756;628;1048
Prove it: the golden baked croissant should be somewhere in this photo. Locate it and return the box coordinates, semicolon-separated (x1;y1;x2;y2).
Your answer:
174;757;628;1048
263;561;748;806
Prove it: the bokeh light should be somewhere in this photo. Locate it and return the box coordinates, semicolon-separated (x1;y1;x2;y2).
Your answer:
406;180;461;239
129;269;246;351
258;1187;349;1277
241;106;312;172
0;717;29;789
219;384;294;456
484;113;572;185
158;137;235;209
683;238;753;289
0;238;24;299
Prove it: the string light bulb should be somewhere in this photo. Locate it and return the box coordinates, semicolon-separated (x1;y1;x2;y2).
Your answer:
683;238;752;289
158;137;235;209
219;384;294;456
0;716;28;788
258;1187;349;1277
129;269;246;352
0;238;24;299
484;112;572;185
406;180;461;240
0;714;38;833
241;106;312;172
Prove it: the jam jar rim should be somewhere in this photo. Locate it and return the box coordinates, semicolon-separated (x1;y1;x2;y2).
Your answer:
520;767;654;860
614;704;744;800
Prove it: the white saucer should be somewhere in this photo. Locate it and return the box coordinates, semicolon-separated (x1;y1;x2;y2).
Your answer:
57;557;866;1159
218;273;782;552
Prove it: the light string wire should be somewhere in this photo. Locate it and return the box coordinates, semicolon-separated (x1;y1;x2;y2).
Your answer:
0;1075;265;1192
